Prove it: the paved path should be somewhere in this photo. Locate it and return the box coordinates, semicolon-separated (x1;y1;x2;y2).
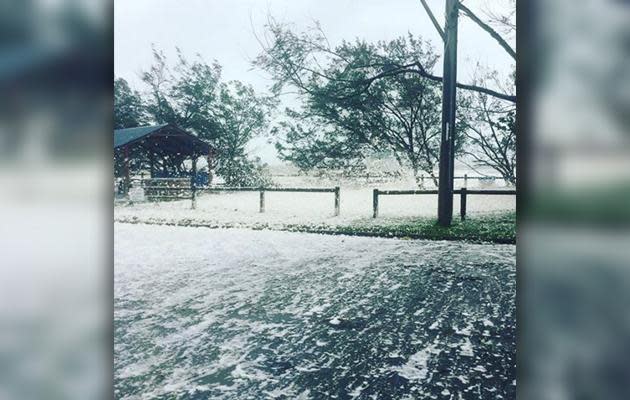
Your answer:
115;224;515;399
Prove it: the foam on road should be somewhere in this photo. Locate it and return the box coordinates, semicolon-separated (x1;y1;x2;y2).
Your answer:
115;224;515;399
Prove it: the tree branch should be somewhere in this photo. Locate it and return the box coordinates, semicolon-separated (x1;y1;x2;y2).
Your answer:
419;0;445;41
358;62;516;103
458;3;516;60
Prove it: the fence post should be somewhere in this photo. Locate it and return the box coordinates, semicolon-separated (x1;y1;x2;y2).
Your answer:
334;186;340;216
464;173;468;188
373;189;379;218
191;182;197;209
460;187;467;221
259;190;265;213
421;174;425;187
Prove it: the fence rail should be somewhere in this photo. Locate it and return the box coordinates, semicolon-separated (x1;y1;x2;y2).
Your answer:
121;177;515;221
453;175;504;180
415;174;512;188
132;183;341;215
203;187;336;193
377;189;439;195
372;188;516;219
201;186;340;215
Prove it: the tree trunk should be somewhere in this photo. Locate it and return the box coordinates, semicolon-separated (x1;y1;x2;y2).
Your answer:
411;159;423;188
413;169;424;188
506;174;516;186
430;172;438;187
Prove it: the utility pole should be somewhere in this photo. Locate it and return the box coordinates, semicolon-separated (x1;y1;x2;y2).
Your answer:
437;0;459;226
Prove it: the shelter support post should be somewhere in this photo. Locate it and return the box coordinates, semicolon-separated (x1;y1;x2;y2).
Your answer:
124;145;130;196
207;151;214;185
191;157;197;210
150;151;155;178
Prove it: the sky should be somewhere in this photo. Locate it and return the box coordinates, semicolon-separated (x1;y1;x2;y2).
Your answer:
114;0;515;164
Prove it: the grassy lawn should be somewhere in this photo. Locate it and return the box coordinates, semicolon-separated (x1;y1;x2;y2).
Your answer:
287;211;516;244
116;211;516;244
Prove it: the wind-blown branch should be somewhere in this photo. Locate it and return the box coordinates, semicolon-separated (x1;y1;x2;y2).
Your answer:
355;62;516;103
256;19;516;104
419;0;445;40
458;3;516;60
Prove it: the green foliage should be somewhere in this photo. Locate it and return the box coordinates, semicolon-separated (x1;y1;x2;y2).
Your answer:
213;81;278;186
141;47;223;140
459;68;516;183
117;48;276;185
114;78;147;129
216;156;273;187
256;25;466;183
272;108;373;175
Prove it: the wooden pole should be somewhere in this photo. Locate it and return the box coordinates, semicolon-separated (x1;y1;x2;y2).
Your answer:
437;0;459;226
259;190;265;213
149;150;155;178
460;187;467;221
207;151;214;186
373;189;379;218
123;145;130;197
334;186;340;216
464;173;468;188
191;157;197;210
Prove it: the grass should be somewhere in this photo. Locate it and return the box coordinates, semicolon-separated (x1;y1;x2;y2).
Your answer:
285;211;516;244
116;212;516;244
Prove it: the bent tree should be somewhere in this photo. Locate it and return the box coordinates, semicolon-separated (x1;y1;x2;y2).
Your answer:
139;48;276;186
256;29;467;185
257;0;516;223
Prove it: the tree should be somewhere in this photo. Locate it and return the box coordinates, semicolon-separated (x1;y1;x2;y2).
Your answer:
141;48;275;186
418;0;515;225
218;155;273;187
257;32;465;185
141;47;222;140
255;17;515;103
273;108;374;176
459;68;516;184
213;81;277;186
114;78;147;129
419;0;515;62
457;2;515;61
481;0;516;38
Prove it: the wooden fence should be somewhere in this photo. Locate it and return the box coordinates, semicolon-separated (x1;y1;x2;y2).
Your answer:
203;186;340;215
420;174;509;187
372;188;516;220
141;178;192;201
123;178;515;220
135;180;341;216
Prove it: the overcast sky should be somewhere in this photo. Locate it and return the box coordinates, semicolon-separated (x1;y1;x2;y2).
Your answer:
115;0;514;164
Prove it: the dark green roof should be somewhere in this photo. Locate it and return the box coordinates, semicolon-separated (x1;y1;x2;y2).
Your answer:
114;124;169;148
114;124;213;157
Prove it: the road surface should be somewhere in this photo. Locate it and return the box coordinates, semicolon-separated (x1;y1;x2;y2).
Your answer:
115;224;515;399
